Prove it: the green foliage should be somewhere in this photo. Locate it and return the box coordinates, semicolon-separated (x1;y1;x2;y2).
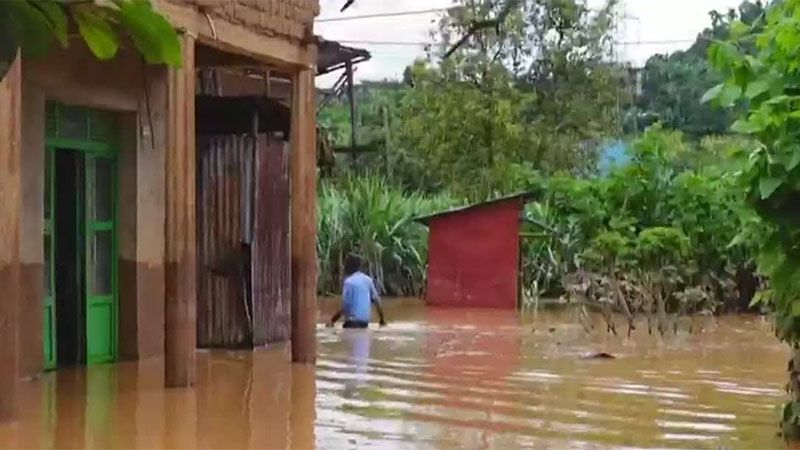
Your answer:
704;0;800;435
318;0;627;200
519;127;757;313
315;0;765;325
631;1;766;136
317;175;456;296
391;61;541;198
634;227;690;269
0;0;181;80
583;230;631;270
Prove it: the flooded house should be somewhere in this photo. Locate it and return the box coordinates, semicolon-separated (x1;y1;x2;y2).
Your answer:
0;0;367;422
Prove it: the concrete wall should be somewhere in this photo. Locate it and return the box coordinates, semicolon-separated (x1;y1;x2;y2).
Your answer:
18;41;168;376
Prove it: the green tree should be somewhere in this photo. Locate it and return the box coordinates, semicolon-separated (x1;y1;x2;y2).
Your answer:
632;1;766;136
386;0;626;199
0;0;181;81
392;60;538;198
704;0;800;438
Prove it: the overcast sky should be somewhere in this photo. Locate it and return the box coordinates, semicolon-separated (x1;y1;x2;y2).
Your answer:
316;0;744;87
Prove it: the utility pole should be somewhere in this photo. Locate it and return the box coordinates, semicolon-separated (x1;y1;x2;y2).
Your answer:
382;104;392;179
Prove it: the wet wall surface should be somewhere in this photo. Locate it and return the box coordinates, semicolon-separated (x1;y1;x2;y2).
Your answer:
0;298;788;449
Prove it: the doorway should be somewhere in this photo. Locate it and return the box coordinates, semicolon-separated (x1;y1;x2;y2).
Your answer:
54;149;85;365
43;104;118;369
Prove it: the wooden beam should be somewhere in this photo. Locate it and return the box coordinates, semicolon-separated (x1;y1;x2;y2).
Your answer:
156;1;314;70
0;54;21;421
165;34;197;387
290;68;317;364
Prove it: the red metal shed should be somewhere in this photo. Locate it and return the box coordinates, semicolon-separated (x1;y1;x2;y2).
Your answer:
416;194;532;309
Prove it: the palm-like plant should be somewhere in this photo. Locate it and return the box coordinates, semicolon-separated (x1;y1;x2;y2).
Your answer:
317;174;455;295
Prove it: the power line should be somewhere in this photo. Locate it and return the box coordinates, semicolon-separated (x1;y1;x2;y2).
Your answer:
616;38;695;46
317;8;451;23
318;7;643;23
333;38;696;47
336;40;433;46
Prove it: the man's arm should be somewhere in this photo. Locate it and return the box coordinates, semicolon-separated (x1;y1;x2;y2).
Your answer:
328;283;351;327
327;309;343;327
370;280;387;326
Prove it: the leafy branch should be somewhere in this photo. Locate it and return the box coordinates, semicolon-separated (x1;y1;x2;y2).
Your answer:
704;0;800;439
0;0;181;81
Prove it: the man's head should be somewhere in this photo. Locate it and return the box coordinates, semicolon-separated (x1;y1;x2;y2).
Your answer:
344;254;363;276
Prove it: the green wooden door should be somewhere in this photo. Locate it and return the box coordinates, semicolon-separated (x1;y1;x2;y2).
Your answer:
84;153;117;364
44;103;118;368
43;146;56;370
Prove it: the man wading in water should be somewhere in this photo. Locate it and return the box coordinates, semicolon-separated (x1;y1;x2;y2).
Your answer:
327;254;388;328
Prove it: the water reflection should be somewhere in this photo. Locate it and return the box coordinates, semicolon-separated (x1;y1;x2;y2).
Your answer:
0;299;790;449
341;329;371;399
0;349;318;450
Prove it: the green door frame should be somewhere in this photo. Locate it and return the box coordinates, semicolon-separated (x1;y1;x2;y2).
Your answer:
43;147;55;369
44;103;119;368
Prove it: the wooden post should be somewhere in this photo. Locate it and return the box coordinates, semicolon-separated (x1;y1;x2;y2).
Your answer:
345;61;357;163
290;68;317;364
0;54;21;421
164;34;197;387
382;105;391;178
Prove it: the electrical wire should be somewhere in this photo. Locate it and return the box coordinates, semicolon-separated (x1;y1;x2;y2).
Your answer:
317;8;452;23
330;38;695;47
318;6;644;23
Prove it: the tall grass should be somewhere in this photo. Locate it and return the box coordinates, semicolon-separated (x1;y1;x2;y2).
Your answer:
317;175;455;296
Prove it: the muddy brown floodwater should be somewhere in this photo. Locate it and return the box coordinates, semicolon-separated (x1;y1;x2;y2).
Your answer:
0;298;789;449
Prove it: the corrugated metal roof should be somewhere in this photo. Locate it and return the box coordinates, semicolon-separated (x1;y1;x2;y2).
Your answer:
413;192;538;226
316;38;371;75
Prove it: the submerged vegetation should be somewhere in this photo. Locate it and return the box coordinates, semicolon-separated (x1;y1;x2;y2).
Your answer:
522;127;762;317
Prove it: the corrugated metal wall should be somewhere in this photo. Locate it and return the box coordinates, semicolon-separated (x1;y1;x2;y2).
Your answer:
196;68;293;349
197;133;292;348
252;136;291;345
425;199;522;310
197;134;255;348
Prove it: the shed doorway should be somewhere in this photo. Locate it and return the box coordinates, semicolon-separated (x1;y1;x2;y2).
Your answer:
43;104;119;369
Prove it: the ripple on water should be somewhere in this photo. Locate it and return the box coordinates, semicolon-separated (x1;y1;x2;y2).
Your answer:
314;302;787;449
0;301;784;450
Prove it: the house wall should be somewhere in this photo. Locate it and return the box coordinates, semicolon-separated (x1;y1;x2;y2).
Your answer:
425;200;521;309
1;0;320;416
19;80;44;378
18;41;168;375
0;55;22;421
158;0;318;69
166;0;318;43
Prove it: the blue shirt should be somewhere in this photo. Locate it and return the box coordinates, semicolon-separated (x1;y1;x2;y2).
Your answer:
342;271;378;322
